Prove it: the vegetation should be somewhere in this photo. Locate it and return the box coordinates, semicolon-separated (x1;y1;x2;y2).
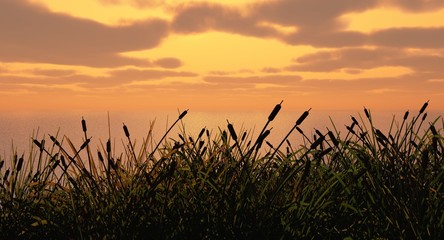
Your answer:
1;102;443;239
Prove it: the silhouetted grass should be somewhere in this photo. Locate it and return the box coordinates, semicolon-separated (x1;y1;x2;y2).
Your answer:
0;102;443;239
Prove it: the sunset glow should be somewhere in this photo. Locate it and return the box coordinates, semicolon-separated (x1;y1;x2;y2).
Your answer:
1;0;444;112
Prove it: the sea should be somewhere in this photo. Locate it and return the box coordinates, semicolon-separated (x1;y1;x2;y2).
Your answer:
1;109;442;159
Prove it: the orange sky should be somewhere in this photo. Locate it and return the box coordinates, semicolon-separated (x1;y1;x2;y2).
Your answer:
1;0;444;112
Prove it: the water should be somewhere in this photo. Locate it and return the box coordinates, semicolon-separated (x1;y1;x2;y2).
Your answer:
1;109;442;158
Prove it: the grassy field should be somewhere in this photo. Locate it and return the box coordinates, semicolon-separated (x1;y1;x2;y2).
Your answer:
1;102;443;239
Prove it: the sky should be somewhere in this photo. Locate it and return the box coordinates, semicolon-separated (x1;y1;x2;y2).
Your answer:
1;0;444;112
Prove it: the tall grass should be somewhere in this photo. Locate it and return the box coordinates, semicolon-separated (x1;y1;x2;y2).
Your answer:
0;102;443;239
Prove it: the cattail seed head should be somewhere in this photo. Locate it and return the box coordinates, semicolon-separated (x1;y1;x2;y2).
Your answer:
346;125;356;135
296;126;304;134
3;169;10;181
268;100;283;121
419;100;429;114
33;139;42;149
80;138;91;150
123;124;130;138
422;113;428;121
106;140;111;153
179;109;188;120
364;107;370;119
327;131;339;147
198;128;206;139
310;135;325;150
227;120;237;141
351;116;359;126
16;157;23;172
257;129;271;150
241;131;247;141
98;151;104;162
60;155;67;168
430;125;438;136
403;111;409;120
0;160;3;170
49;135;60;147
52;160;60;170
81;117;87;132
296;108;311;126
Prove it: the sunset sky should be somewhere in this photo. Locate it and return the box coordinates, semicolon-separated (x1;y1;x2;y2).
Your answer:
1;0;444;112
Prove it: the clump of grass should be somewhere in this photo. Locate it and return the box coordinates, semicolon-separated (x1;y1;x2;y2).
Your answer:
0;102;443;239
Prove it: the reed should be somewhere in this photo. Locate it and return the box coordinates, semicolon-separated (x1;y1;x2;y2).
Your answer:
0;102;442;239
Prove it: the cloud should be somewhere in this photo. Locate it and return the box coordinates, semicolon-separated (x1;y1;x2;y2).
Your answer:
387;0;444;12
204;74;302;85
287;47;444;74
98;0;163;8
0;0;169;67
31;69;78;77
153;58;183;69
371;27;444;48
172;3;281;37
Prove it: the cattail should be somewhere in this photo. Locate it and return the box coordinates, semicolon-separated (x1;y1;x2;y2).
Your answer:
50;135;60;147
97;151;104;162
315;129;323;138
310;135;325;150
419;100;429;114
60;155;67;168
198;128;206;139
3;169;10;181
430;125;438;136
257;129;271;150
268;100;283;121
241;131;247;141
106;140;111;153
33;139;42;149
227;120;237;141
206;129;210;138
296;126;304;134
364;107;370;119
403;111;409;120
80;138;91;150
200;146;207;155
81;117;87;132
189;136;194;143
319;147;333;158
52;160;60;170
296;108;311;126
179;109;188;120
327;131;339;147
266;141;274;149
178;134;185;143
346;125;356;135
16;157;23;172
351;116;359;126
123;124;130;138
422;112;428;121
0;160;3;171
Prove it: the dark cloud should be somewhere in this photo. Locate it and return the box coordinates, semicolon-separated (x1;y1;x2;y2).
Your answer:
0;0;169;67
371;27;444;48
153;58;183;69
255;0;378;29
287;47;444;74
388;0;444;12
172;3;280;37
